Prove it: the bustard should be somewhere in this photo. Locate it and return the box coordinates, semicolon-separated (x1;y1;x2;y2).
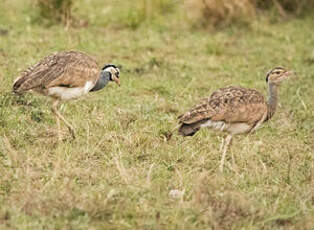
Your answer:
178;67;294;172
13;50;120;141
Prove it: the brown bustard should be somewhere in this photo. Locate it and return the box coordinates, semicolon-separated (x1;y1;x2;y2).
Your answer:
13;50;120;141
178;67;294;172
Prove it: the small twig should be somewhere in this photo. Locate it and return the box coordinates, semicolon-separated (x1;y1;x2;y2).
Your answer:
114;157;130;184
3;135;19;167
170;124;180;133
296;87;307;111
286;151;293;184
146;163;155;187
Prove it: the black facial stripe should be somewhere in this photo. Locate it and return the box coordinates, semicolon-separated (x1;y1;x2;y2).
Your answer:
108;72;112;80
102;64;117;70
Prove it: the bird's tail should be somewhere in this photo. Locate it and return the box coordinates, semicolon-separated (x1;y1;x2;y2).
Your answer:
178;123;200;136
12;77;24;94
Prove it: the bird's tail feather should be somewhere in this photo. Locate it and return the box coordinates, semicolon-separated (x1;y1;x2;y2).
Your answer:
178;119;210;136
178;123;200;136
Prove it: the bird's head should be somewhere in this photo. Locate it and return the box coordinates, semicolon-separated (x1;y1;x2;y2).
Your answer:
266;67;295;85
102;64;120;86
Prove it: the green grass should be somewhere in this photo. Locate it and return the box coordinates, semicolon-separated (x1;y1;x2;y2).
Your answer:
1;0;314;229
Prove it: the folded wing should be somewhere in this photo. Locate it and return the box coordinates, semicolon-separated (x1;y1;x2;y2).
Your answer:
13;51;99;93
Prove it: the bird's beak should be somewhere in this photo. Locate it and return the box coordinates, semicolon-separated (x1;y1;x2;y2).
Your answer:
284;70;298;81
284;70;294;77
278;70;295;82
113;76;120;86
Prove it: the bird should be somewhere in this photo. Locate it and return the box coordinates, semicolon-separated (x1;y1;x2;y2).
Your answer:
13;50;120;141
178;67;294;172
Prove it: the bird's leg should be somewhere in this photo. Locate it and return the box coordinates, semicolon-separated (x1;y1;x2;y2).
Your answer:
51;100;75;140
231;151;236;167
52;100;62;142
219;136;225;152
219;134;233;172
59;114;75;139
56;111;61;142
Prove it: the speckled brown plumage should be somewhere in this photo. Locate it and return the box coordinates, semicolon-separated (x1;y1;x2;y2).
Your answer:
13;50;120;141
13;50;99;94
178;67;295;172
179;86;267;127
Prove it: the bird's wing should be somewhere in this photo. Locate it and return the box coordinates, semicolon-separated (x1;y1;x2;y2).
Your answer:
178;99;217;124
13;51;99;92
178;86;267;125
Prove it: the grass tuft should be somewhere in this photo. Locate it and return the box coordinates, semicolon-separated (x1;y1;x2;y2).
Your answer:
185;0;256;28
115;0;178;29
35;0;73;24
185;0;314;28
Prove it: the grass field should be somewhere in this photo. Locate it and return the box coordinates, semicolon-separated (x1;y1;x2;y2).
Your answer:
1;0;314;229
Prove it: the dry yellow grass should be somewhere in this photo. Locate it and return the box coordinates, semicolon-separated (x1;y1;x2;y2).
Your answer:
0;0;314;229
185;0;314;28
186;0;256;28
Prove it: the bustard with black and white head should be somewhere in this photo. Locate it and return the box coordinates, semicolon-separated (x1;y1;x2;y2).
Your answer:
178;67;295;172
13;50;120;141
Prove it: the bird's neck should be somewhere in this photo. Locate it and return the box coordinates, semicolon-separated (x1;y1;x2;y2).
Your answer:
265;82;278;121
90;71;111;92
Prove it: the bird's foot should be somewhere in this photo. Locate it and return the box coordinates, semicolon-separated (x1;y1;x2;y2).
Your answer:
67;126;76;139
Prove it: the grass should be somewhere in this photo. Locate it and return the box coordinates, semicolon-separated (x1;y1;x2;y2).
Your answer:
185;0;314;29
1;0;314;229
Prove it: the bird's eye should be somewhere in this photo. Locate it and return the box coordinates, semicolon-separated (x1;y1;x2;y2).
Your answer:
275;71;281;74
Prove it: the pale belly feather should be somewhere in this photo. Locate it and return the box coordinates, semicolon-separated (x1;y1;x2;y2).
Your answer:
201;119;252;135
47;81;94;100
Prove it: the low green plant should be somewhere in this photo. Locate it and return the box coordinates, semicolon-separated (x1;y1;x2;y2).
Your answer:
117;0;178;29
35;0;73;25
